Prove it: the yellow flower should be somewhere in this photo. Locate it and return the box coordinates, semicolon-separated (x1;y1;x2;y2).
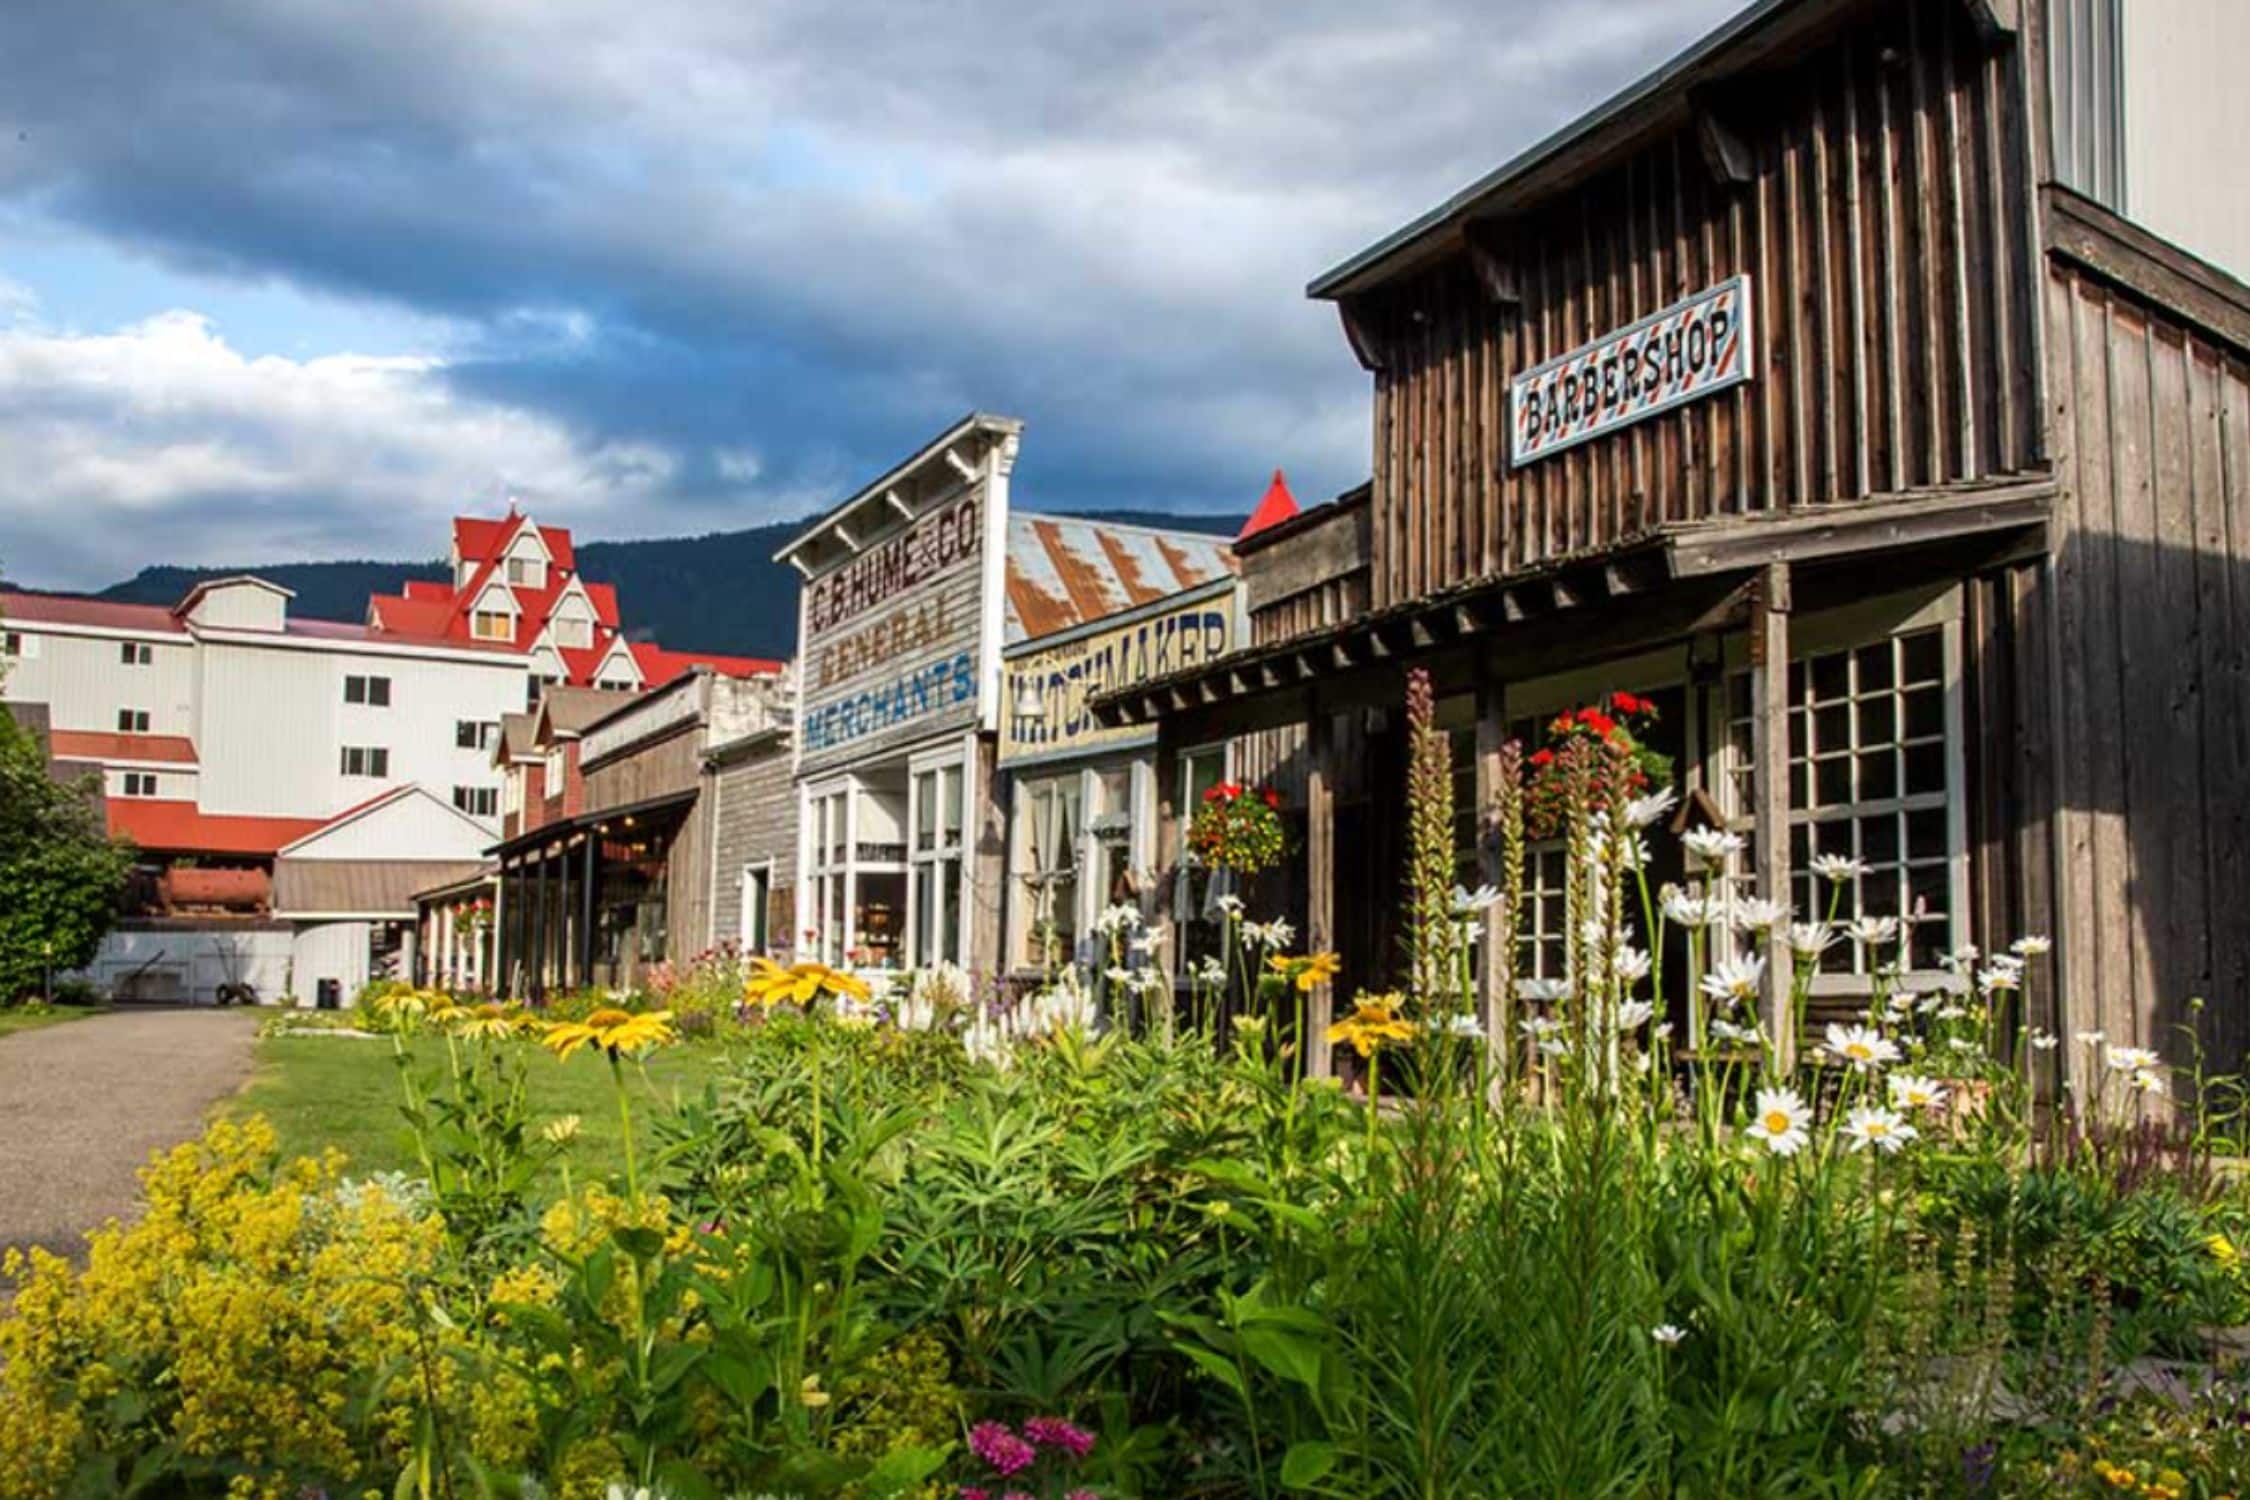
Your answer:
541;1114;582;1144
1268;950;1342;993
539;1007;677;1062
450;1002;526;1041
743;957;872;1009
2211;1233;2241;1267
799;1373;832;1408
1325;993;1417;1058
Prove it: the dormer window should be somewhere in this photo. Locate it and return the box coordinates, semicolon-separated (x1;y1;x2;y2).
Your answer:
554;615;593;650
473;609;513;641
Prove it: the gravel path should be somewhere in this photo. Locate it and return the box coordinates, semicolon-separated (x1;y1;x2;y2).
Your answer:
0;1008;258;1264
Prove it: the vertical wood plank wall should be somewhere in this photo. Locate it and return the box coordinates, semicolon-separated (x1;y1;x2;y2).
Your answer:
1357;0;2039;611
2045;263;2250;1064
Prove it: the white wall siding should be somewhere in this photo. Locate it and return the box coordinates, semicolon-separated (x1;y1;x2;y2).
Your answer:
284;787;492;862
1;626;195;737
2122;0;2250;281
195;638;524;821
104;767;200;801
291;920;372;1007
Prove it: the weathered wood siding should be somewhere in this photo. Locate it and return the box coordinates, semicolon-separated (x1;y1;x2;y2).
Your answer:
2045;261;2250;1064
1357;0;2040;609
708;744;797;952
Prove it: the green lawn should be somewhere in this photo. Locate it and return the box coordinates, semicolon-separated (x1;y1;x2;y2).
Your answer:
227;1033;733;1189
0;1004;104;1039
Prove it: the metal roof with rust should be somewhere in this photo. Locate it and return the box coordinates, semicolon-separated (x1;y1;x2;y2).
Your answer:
1004;513;1237;645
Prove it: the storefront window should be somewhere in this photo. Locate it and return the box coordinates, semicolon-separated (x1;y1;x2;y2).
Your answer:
910;761;965;965
1016;772;1083;969
808;789;848;964
1174;744;1229;971
1728;623;1959;974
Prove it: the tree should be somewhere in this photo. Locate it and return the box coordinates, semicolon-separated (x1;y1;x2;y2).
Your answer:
0;607;136;1002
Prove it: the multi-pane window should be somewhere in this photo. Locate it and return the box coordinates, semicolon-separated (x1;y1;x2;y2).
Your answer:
452;785;499;817
554;615;593;650
1016;772;1083;968
120;771;159;797
340;746;391;778
344;674;392;706
1517;845;1573;985
473;609;513;641
116;708;150;733
119;641;153;666
808;790;848;964
456;720;498;750
1173;745;1229;969
597;676;636;693
1728;625;1956;972
911;763;966;966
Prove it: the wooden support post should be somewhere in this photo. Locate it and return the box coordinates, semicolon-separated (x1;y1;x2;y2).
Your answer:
1306;705;1338;1080
581;835;599;990
1751;562;1794;1070
1474;679;1511;1086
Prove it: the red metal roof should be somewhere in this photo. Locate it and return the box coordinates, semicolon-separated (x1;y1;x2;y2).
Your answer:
48;730;199;765
108;800;327;856
628;641;786;687
1003;514;1238;643
1238;470;1302;541
0;590;186;633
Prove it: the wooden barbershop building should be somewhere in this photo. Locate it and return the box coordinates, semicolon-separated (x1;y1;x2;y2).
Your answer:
776;412;1236;976
1094;0;2250;1082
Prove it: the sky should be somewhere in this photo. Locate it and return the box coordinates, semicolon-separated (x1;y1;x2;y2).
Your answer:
0;0;1742;590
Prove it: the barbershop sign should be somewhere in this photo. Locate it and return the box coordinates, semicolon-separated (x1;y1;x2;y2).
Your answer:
1000;586;1236;766
1509;274;1754;466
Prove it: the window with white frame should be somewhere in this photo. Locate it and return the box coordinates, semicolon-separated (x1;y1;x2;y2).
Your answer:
456;719;498;750
341;745;391;778
1015;771;1083;969
453;785;499;818
910;760;966;966
553;614;594;650
473;609;513;641
116;708;149;733
808;788;849;964
120;771;159;797
1173;743;1229;969
597;676;636;693
1727;622;1959;974
741;863;772;952
120;641;152;666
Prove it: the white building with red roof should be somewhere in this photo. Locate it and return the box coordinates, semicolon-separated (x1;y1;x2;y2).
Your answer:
0;508;783;1004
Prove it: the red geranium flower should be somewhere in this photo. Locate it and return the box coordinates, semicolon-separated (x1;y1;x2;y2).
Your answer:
1529;748;1555;767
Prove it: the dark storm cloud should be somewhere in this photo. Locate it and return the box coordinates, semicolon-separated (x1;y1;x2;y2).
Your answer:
0;0;1742;585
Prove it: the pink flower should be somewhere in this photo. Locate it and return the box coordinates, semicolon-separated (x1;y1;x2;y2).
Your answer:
1023;1416;1097;1459
958;1491;988;1500
968;1421;1038;1478
1065;1492;1101;1500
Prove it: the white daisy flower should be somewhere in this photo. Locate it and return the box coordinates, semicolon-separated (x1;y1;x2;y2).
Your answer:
1730;897;1786;933
1451;883;1502;915
1947;1037;1981;1053
1745;1087;1812;1156
1843;1105;1918;1154
1710;1018;1765;1046
1614;946;1654;985
1241;918;1296;950
1976;966;2021;994
1519;1015;1561;1039
1537;1037;1572;1058
1651;1021;1675;1043
1846;916;1900;947
1661;886;1720;929
2106;1045;2161;1073
1824;1022;1900;1072
1700;953;1766;1010
1787;922;1838;957
1616;999;1656;1032
2132;1068;2167;1096
1681;827;1744;868
2011;935;2052;957
1887;1074;1949;1111
2074;1029;2107;1048
1518;977;1572;1002
1936;1004;1967;1022
1625;787;1679;829
1214;894;1245;918
1650;1323;1688;1346
1808;853;1867;884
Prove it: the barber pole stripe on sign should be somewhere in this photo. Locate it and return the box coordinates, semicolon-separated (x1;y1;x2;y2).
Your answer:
1509;274;1756;467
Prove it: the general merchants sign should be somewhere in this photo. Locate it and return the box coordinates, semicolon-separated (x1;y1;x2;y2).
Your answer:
799;488;989;772
1509;274;1754;467
1000;586;1235;766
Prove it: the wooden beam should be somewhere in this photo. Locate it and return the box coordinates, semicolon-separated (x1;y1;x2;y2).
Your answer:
2044;185;2250;358
1665;482;2057;576
1473;678;1512;1094
944;447;979;484
885;487;914;520
1306;705;1337;1080
1337;297;1387;372
1463;221;1522;306
1750;561;1794;1070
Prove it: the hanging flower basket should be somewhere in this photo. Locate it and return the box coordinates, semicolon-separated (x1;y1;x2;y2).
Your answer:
1187;782;1287;875
1523;693;1674;841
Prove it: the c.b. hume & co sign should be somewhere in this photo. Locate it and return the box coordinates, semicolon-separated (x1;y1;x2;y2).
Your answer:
1509;274;1755;467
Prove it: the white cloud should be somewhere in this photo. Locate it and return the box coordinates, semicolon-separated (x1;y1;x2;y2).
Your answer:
0;311;700;586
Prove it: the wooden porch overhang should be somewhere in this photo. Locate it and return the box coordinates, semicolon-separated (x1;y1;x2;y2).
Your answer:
1089;480;2053;738
489;788;696;866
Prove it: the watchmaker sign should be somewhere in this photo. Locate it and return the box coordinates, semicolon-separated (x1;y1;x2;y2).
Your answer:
1509;274;1754;467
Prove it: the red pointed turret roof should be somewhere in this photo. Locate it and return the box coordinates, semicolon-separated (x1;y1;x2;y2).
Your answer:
1238;470;1301;542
